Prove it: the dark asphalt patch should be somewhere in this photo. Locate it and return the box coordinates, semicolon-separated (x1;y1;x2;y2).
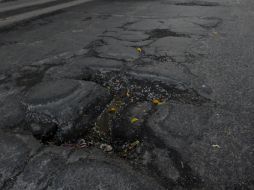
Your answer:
147;29;190;39
172;0;220;7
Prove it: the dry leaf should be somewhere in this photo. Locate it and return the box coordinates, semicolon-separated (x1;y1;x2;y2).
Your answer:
152;99;161;105
152;99;164;105
136;47;142;53
131;117;139;123
128;140;140;150
108;107;116;113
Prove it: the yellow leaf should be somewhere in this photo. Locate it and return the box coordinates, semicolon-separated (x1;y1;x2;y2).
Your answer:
108;107;116;113
152;99;161;105
136;47;142;53
131;117;139;124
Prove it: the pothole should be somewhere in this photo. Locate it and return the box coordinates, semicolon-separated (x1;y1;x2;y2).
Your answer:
6;68;209;188
65;71;211;157
21;69;210;159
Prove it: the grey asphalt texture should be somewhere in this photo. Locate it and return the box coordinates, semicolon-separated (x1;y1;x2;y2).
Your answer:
0;0;253;189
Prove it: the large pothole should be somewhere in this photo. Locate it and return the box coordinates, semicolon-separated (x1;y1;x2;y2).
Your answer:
1;64;214;189
66;70;211;157
21;69;210;156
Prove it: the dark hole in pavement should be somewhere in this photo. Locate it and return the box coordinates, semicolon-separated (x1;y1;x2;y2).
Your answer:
74;71;211;155
24;69;210;154
15;65;211;148
4;64;211;189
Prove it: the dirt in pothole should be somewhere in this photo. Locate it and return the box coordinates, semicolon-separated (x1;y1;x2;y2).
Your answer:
59;70;211;158
24;68;211;160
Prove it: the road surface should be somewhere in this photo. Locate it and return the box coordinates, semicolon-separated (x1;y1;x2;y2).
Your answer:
0;0;253;189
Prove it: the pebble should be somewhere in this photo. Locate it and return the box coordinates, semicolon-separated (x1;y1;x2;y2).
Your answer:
100;143;113;152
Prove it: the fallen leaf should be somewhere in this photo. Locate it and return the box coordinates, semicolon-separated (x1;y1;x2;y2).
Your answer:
128;140;140;150
136;47;142;53
108;107;116;113
152;99;161;105
131;117;139;123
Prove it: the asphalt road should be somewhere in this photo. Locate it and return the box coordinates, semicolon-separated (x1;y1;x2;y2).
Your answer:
0;0;253;189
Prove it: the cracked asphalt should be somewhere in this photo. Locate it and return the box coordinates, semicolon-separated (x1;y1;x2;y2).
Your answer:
0;0;254;189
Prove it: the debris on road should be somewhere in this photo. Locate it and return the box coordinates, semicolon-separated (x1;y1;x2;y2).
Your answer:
212;144;221;148
130;117;139;124
100;143;113;152
136;47;142;53
108;107;116;113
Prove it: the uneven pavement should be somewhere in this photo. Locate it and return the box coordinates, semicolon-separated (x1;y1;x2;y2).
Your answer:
0;0;254;189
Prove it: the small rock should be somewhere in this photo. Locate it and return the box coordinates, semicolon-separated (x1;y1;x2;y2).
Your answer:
100;143;113;152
